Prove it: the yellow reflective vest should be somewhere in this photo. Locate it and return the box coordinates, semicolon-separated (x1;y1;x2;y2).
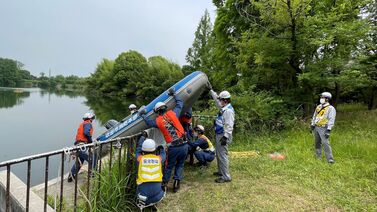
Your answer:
199;135;215;152
314;105;330;126
137;154;163;185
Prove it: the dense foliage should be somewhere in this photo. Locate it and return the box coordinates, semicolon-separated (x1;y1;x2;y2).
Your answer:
86;51;183;100
184;0;377;132
0;58;33;87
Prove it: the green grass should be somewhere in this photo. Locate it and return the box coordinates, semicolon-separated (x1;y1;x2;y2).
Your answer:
157;104;377;211
88;148;137;212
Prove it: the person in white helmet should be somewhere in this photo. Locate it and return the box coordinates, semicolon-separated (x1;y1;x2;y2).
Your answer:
129;104;138;115
188;125;215;168
139;88;188;192
209;89;235;183
310;92;336;164
136;138;166;208
68;112;96;182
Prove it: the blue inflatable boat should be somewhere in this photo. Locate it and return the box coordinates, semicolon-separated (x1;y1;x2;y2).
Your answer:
96;71;209;142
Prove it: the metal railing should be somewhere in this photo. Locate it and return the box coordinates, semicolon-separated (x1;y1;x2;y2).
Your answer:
0;134;140;212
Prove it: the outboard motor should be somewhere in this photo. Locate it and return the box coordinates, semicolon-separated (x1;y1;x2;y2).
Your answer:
105;119;119;130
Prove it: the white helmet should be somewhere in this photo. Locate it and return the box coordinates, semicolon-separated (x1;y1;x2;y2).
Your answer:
83;112;95;120
320;92;332;99
219;90;231;99
128;104;137;110
154;102;167;112
142;139;156;152
194;125;205;133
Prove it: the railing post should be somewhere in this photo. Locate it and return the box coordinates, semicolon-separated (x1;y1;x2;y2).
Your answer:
26;160;31;212
44;156;49;212
74;150;79;212
6;165;10;212
97;143;103;202
86;147;92;212
109;142;113;179
60;153;64;212
118;141;122;179
109;142;113;185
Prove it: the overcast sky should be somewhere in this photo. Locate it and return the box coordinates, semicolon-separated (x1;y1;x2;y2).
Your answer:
0;0;216;77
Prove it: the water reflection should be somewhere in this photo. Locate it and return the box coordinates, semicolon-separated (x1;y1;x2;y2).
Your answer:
0;88;149;185
39;89;83;99
0;88;30;108
84;95;147;125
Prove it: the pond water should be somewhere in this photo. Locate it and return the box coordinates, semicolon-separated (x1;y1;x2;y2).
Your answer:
0;87;136;185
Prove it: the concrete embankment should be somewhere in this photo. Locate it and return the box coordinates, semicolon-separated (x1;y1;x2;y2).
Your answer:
0;171;53;212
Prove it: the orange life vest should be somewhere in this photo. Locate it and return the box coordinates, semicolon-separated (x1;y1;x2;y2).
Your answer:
75;120;93;143
156;110;184;143
179;115;192;124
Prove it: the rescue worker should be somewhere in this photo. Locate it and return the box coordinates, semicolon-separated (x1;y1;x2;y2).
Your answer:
136;138;166;208
139;88;188;192
129;104;138;115
310;92;336;164
188;125;215;167
68;112;96;182
210;90;235;183
179;108;195;164
179;108;193;142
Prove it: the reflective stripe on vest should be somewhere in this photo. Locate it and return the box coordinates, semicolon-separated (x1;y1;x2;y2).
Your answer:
315;105;330;126
75;120;93;143
137;154;163;185
156;110;184;143
215;104;234;134
199;135;215;152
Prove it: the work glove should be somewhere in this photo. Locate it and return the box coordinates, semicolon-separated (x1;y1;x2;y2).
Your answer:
206;81;213;90
168;88;175;96
156;145;165;154
220;136;228;146
141;130;148;138
325;129;331;138
138;107;146;116
310;125;315;133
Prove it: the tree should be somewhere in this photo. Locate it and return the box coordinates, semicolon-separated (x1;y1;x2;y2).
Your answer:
112;50;148;96
211;0;369;110
186;9;214;74
87;59;116;94
0;58;32;87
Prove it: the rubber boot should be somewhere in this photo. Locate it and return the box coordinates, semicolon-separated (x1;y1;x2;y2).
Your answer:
67;173;76;183
189;153;194;165
173;180;180;193
162;182;167;192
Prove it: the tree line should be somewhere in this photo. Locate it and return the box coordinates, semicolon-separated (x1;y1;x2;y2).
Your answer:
0;57;85;90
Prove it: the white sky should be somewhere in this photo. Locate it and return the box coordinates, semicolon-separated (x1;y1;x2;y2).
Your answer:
0;0;216;77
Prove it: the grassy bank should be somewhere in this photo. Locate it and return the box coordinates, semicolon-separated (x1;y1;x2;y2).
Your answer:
158;104;377;211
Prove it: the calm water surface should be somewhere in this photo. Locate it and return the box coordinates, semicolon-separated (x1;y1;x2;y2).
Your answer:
0;87;133;185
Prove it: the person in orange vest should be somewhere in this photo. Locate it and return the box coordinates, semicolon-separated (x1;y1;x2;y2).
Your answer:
68;112;96;182
179;108;193;141
136;138;166;208
139;88;188;193
179;108;195;165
